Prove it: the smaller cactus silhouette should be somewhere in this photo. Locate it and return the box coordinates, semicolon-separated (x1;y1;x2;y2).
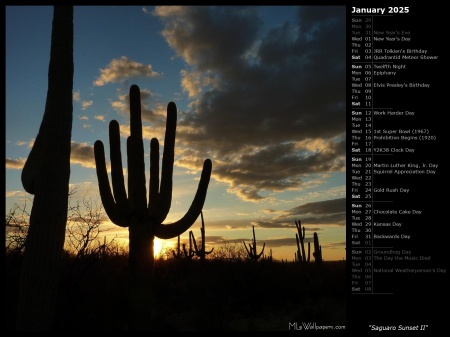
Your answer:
171;235;195;259
243;225;265;261
190;211;214;261
295;220;310;264
171;235;182;259
263;248;273;261
313;232;323;264
182;241;195;259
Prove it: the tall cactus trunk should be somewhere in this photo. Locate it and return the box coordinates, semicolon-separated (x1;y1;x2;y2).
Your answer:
313;232;323;265
17;6;73;331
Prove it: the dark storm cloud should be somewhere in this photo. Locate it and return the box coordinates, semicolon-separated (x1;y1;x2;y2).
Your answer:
254;198;346;229
154;6;346;201
287;197;346;216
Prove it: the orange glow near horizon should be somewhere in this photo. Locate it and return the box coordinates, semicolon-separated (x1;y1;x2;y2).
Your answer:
153;238;164;258
154;238;175;258
92;232;345;262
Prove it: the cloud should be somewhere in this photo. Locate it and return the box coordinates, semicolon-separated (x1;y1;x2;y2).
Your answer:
189;197;345;232
93;56;160;86
110;87;167;126
94;115;106;122
6;158;26;169
15;139;34;148
7;141;106;171
81;100;93;110
74;91;93;110
285;197;346;225
287;197;346;216
6;190;28;198
70;141;96;168
7;140;95;170
253;197;346;229
154;6;346;202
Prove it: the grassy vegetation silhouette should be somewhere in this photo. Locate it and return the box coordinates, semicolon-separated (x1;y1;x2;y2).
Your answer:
5;244;345;331
5;187;117;259
6;194;345;332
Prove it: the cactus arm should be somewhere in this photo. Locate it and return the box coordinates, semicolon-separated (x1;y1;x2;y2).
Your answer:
244;225;265;260
296;219;312;263
243;241;252;257
148;138;160;213
190;230;199;252
108;120;130;216
200;211;205;240
190;212;214;259
94;140;127;226
128;85;147;212
295;233;302;261
182;243;188;257
185;233;194;258
295;220;306;262
307;242;311;262
257;243;266;259
301;226;306;262
201;225;214;254
154;159;212;239
172;235;181;259
200;211;212;255
154;101;176;223
252;226;257;256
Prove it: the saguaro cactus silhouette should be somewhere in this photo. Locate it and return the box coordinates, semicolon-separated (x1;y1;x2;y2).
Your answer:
295;219;310;264
190;211;214;261
172;235;194;260
172;235;183;259
313;232;323;264
94;84;212;329
243;225;265;261
17;6;73;331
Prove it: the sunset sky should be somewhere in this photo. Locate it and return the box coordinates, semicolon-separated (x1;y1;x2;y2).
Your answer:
5;6;346;261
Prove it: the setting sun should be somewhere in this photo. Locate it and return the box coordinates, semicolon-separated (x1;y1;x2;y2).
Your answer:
153;238;167;258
